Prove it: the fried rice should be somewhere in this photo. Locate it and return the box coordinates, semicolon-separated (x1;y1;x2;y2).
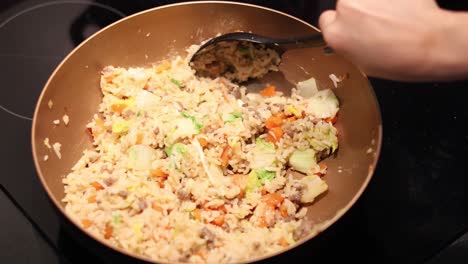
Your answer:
62;44;340;263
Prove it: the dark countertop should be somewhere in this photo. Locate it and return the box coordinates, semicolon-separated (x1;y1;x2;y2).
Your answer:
1;1;468;263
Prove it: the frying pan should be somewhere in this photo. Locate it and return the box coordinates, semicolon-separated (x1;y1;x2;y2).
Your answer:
31;1;382;263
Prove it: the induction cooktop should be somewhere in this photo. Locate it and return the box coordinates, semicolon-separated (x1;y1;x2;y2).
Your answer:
1;1;468;264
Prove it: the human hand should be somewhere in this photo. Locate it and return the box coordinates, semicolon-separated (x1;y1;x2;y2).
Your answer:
319;0;457;81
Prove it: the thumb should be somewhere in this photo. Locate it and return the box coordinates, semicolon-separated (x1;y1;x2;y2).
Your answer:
319;10;337;32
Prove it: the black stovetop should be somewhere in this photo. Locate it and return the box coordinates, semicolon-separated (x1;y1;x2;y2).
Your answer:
1;1;468;263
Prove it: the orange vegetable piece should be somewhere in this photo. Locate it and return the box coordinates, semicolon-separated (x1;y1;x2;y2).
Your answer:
324;115;338;124
81;219;92;228
317;163;328;177
110;103;127;113
261;193;284;207
95;118;104;126
198;137;208;148
104;224;113;239
261;188;267;196
280;205;289;218
151;168;168;178
265;115;283;129
91;181;104;191
87;195;96;203
279;237;289;247
195;251;206;262
266;127;284;144
192;208;202;221
260;85;276;97
211;215;225;227
287;116;297;122
220;145;232;168
151;201;163;212
135;133;143;144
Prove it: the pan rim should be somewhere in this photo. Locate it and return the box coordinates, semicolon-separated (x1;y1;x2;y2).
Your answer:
31;1;383;263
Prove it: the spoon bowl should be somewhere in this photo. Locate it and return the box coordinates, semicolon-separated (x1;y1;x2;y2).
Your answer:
190;32;329;82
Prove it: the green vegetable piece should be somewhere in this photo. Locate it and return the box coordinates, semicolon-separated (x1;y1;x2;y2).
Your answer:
246;170;261;193
136;111;141;117
289;149;317;174
112;120;130;135
170;78;184;88
113;214;121;225
250;138;276;169
165;143;187;157
181;111;203;132
256;169;276;184
194;122;204;132
238;47;249;54
224;112;243;123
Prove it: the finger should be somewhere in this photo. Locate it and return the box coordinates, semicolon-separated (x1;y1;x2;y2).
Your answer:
318;10;337;32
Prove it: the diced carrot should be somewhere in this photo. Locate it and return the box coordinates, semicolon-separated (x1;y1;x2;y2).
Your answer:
261;193;284;207
157;181;164;188
266;127;284;144
81;219;92;228
95;118;104;126
280;205;289;218
220;145;232;168
211;215;225;227
195;251;206;262
317;163;328;177
136;133;143;144
104;224;113;239
287;116;297;122
87;195;96;203
277;112;287;119
110;103;127;113
198;137;208;148
260;85;276;97
301;111;306;118
91;181;104;191
265;115;283;129
324;115;338;124
151;168;168;178
279;237;289;247
152;201;163;212
219;205;228;214
257;204;276;228
319;163;328;171
192;208;202;221
261;188;267;196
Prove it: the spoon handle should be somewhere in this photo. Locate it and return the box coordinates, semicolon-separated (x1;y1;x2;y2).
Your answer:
269;33;328;54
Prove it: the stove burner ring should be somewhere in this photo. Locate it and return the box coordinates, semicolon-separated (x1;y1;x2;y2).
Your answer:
0;0;125;121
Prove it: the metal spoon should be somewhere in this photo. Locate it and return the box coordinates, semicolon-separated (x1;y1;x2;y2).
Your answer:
189;32;329;82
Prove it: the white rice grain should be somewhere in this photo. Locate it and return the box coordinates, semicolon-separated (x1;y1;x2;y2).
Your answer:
52;142;62;159
62;114;70;126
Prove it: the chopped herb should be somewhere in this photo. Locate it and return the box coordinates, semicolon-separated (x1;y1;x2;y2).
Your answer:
136;111;141;117
224;112;243;123
194;122;204;132
113;214;121;224
165;143;187;156
170;78;184;88
182;111;203;132
257;169;276;184
181;111;194;121
238;47;249;54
